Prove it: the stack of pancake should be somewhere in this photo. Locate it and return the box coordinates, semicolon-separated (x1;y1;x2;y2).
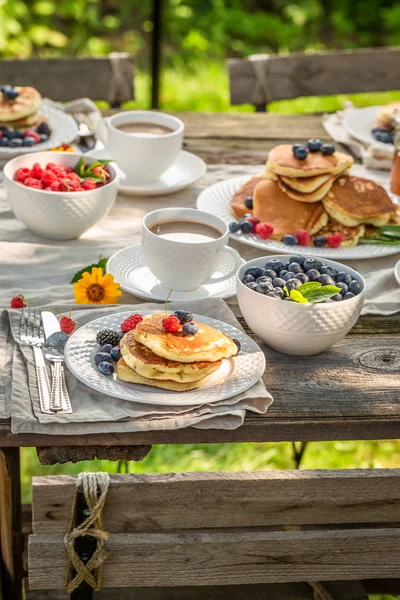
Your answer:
117;313;238;392
231;144;398;247
0;86;43;130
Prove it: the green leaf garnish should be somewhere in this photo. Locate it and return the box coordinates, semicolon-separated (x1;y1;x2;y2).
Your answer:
70;256;108;283
305;285;341;303
361;224;400;245
73;157;86;177
297;281;321;296
164;289;173;315
290;289;308;303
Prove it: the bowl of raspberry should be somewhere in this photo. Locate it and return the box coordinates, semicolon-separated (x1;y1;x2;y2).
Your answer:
4;151;118;240
237;254;365;356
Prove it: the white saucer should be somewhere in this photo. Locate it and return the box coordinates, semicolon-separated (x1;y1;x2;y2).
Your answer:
395;259;400;286
107;244;244;301
86;148;206;196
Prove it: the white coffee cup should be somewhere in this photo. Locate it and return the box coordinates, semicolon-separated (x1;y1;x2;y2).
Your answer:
104;111;184;183
142;208;242;291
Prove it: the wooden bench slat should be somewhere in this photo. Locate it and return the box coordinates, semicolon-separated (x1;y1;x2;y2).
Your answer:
32;470;400;534
28;528;400;589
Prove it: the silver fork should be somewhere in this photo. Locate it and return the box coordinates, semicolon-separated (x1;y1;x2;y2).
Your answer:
19;308;52;414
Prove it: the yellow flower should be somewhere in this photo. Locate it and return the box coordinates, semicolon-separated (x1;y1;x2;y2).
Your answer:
74;268;122;305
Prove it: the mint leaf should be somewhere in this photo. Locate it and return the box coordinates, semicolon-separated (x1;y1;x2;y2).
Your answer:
377;225;400;239
70;257;109;284
74;157;86;177
306;285;341;303
297;282;321;297
289;289;308;303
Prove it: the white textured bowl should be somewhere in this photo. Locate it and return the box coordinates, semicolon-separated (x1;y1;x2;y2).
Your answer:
237;255;365;356
4;152;118;240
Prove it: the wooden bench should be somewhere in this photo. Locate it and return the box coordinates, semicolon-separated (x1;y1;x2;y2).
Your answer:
27;469;400;598
227;46;400;111
0;54;134;106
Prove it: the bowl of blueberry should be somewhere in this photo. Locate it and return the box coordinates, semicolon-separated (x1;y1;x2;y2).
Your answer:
237;254;365;356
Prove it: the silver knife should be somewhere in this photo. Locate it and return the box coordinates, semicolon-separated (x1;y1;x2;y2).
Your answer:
41;311;72;413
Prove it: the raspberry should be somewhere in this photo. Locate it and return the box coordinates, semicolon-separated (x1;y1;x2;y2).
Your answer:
255;222;274;240
47;163;67;177
82;179;97;190
24;130;40;143
60;178;79;191
121;314;143;333
162;315;180;333
327;233;343;248
295;230;311;246
41;169;57;188
49;180;62;191
15;167;31;182
59;315;76;334
10;295;26;309
24;177;41;189
31;163;43;179
245;216;260;232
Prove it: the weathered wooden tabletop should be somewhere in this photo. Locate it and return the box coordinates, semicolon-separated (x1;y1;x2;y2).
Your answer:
1;112;400;451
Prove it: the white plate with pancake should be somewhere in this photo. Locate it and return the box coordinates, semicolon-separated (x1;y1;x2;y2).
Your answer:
64;310;266;406
0;100;78;158
342;106;395;151
197;168;400;260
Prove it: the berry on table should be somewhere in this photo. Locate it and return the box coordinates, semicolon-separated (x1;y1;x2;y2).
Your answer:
97;361;114;376
100;344;113;354
240;220;253;234
96;329;120;347
110;347;122;361
349;280;362;295
229;221;241;233
246;216;260;230
10;294;26;309
37;121;51;136
307;139;323;152
59;314;76;334
321;143;335;155
23;137;36;147
327;233;343;248
282;234;298;246
94;352;113;365
313;236;327;247
295;230;310;246
255;222;274;239
183;322;199;335
162;315;180;333
244;196;253;209
292;144;308;160
24;130;41;143
174;310;193;324
121;313;143;332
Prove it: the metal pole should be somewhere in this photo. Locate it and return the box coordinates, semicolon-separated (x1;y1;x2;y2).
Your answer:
151;0;162;109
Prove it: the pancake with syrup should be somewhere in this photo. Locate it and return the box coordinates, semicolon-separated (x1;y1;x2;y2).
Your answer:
0;86;41;123
231;176;262;219
323;175;397;227
311;219;365;248
267;144;353;178
116;358;211;391
252;178;328;240
120;330;222;383
134;313;238;364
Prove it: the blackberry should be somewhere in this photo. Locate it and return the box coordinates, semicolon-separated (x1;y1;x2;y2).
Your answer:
37;121;51;136
96;329;120;347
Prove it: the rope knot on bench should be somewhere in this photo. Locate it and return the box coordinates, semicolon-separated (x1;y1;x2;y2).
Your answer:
64;472;110;593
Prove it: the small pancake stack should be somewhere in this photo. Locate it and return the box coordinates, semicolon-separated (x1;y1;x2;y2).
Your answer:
0;86;43;130
231;143;398;248
117;313;238;391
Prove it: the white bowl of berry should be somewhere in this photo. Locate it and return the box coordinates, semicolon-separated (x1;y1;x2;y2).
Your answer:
237;254;365;356
4;151;118;240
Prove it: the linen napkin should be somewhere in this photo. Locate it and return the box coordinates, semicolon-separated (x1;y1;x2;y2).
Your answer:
0;300;272;431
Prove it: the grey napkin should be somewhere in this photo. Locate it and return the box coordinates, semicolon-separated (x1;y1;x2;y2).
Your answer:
0;300;272;430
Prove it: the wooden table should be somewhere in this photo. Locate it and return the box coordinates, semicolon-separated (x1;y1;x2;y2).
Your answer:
1;112;400;600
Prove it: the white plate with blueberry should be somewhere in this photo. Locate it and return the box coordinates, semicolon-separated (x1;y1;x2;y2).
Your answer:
0;100;78;158
197;170;400;260
342;106;395;150
64;310;266;406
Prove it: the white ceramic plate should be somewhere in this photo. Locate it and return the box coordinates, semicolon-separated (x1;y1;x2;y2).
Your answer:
107;243;244;301
342;105;395;152
64;310;265;406
87;148;206;196
0;100;78;159
196;168;400;260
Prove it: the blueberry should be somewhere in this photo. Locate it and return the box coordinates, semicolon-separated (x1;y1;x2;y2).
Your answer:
110;347;121;361
264;259;284;272
265;291;279;299
336;271;352;285
9;138;23;147
292;144;308;160
320;143;335;156
39;133;48;143
307;138;323;152
0;137;9;147
320;265;337;278
336;282;348;296
174;310;193;324
119;330;125;340
232;338;241;353
100;344;113;354
348;280;362;295
94;352;112;365
46;331;69;348
97;361;114;375
256;282;273;294
318;274;335;286
343;292;355;300
245;267;263;279
289;255;306;266
282;234;298;246
288;262;303;274
372;128;394;144
282;262;290;270
303;258;322;272
313;236;326;247
256;276;272;284
279;270;288;277
0;85;12;93
245;282;258;290
183;322;199;335
244;196;253;209
273;287;285;299
240;221;253;234
263;269;277;279
229;221;241;233
272;277;286;288
296;273;309;284
23;136;36;146
307;269;321;282
331;293;343;302
8;129;23;139
283;271;296;281
285;278;302;291
37;121;51;136
242;274;255;284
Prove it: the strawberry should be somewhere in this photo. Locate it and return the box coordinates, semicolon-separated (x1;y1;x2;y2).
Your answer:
10;295;26;309
295;230;311;246
59;315;76;334
162;315;180;333
327;233;343;248
255;222;274;239
121;314;143;333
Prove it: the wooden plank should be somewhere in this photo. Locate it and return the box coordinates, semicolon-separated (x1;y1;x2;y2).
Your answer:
228;47;400;105
31;470;400;535
28;528;400;589
0;55;134;103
